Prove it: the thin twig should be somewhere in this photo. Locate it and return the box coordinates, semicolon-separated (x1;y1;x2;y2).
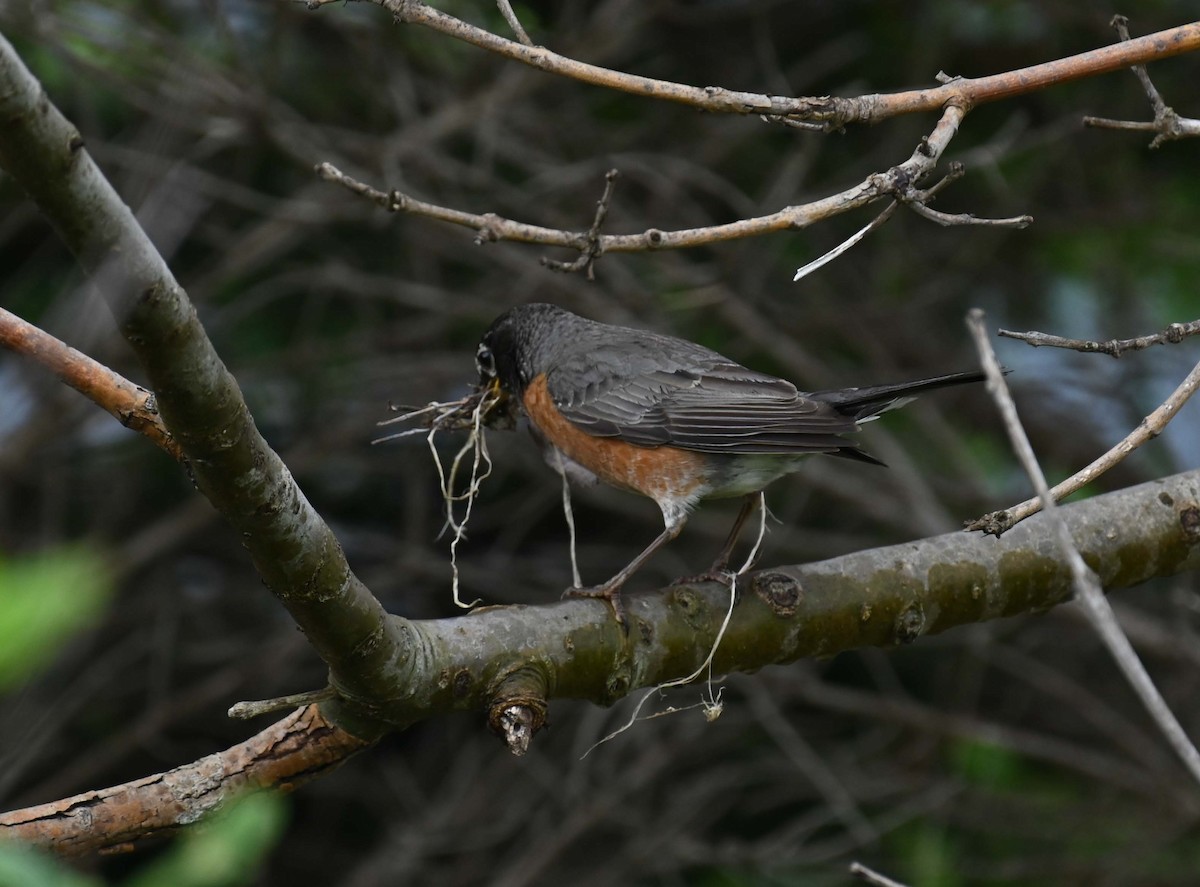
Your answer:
793;201;898;282
998;319;1200;357
899;197;1032;229
319;104;974;260
759;113;828;132
895;160;1032;228
1083;16;1200;148
849;862;910;887
228;687;338;719
967;307;1200;789
495;0;532;47
541;168;619;278
970;319;1200;534
968;357;1200;535
1112;16;1169;112
0;307;183;462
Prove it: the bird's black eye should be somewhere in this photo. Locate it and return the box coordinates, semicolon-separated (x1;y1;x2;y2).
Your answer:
476;343;496;379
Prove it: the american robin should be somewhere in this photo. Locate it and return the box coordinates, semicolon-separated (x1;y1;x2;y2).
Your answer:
476;302;986;621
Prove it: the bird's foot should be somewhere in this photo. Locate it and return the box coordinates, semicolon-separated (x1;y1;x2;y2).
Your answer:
563;582;627;627
673;561;744;604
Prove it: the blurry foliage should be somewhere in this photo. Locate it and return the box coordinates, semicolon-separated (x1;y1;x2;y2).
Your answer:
1;0;1200;884
0;792;285;887
0;549;111;692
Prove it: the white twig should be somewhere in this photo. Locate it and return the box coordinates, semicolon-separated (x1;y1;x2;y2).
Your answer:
967;307;1200;787
793;201;897;282
850;862;910;887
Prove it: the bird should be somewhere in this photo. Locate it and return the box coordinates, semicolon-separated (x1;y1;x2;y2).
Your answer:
475;302;986;622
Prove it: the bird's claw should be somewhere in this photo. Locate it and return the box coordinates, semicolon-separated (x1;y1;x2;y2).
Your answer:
562;583;627;628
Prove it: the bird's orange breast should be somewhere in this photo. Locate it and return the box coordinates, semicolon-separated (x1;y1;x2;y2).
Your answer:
521;373;709;504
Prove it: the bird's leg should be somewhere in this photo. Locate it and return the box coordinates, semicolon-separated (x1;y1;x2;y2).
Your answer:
673;493;765;595
564;518;685;625
709;493;759;574
675;494;757;580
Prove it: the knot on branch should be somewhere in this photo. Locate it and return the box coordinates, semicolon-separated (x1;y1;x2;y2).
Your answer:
965;510;1016;537
488;665;549;756
751;571;802;617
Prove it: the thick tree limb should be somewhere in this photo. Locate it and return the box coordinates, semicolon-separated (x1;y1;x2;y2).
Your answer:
3;468;1197;853
358;468;1200;730
0;31;406;715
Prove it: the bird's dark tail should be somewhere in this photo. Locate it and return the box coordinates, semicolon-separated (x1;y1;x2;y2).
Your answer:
810;370;989;421
811;370;992;466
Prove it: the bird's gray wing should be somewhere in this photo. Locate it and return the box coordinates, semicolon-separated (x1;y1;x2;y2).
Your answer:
545;341;860;455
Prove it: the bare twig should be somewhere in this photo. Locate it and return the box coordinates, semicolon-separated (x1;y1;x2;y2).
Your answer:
968;358;1200;534
902;157;1032;225
759;113;827;132
320;104;974;261
1083;16;1200;147
967;308;1200;789
969;320;1200;534
495;0;532;47
793;201;898;282
541;168;619;278
0;307;183;462
228;687;338;720
798;160;1030;272
850;862;910;887
891;159;1033;228
999;319;1200;357
1083;114;1200;143
899;195;1032;229
311;3;1200;128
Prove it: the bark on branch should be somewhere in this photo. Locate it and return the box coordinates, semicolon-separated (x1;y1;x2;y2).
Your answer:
337;2;1200;126
0;706;370;856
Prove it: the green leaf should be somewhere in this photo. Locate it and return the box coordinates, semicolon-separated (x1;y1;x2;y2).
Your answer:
0;840;101;887
123;792;288;887
0;548;112;690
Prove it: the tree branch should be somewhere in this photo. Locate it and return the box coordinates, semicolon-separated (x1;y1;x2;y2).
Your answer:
969;320;1200;534
318;2;1200;127
1083;15;1200;147
317;103;980;258
0;705;371;856
999;318;1200;357
340;468;1200;732
0;31;406;717
0;307;183;462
